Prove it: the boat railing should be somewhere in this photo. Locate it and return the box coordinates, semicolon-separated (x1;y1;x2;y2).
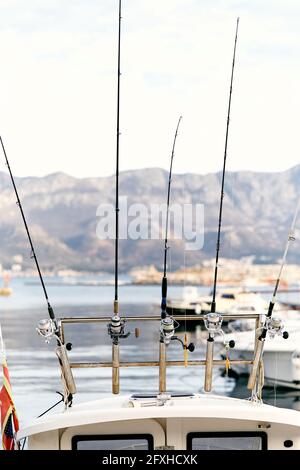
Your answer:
54;314;262;399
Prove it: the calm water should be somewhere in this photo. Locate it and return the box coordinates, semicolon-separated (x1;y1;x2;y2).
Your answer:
1;276;300;428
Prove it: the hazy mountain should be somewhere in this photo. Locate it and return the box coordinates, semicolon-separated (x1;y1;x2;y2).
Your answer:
0;166;299;272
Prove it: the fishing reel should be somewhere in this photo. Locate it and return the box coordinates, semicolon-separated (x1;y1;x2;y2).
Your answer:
36;318;58;343
160;314;195;352
107;315;130;344
204;312;223;335
160;315;175;346
266;317;289;340
204;312;235;349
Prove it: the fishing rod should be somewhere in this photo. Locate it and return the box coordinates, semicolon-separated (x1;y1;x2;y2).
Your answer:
248;198;300;393
160;116;182;323
211;17;239;314
204;18;239;392
0;136;55;323
114;0;122;316
0;136;76;402
107;0;129;395
158;116;195;392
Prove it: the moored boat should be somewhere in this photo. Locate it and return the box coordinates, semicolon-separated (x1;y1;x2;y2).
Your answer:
222;321;300;389
167;286;270;318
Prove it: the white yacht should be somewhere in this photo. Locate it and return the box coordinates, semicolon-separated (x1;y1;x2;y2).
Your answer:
167;286;270;320
167;286;203;314
223;320;300;390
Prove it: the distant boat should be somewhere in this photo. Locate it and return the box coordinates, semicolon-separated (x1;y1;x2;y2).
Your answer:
167;286;202;314
0;272;12;296
167;287;270;318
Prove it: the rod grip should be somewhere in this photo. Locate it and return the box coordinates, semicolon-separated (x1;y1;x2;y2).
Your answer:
161;276;167;311
267;302;275;318
48;305;55;320
162;276;167;299
260;302;275;341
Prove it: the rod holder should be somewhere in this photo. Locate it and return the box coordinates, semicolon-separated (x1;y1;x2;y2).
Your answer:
112;343;120;394
204;337;214;392
56;344;77;395
159;341;167;393
247;339;264;391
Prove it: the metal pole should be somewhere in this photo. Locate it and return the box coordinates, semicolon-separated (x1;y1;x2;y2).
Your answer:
204;337;214;392
70;359;254;369
159;342;167;392
112;343;120;394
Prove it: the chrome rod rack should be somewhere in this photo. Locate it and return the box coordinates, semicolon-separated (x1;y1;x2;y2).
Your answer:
55;314;262;396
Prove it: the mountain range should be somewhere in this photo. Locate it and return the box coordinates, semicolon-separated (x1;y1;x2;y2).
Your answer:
0;165;299;272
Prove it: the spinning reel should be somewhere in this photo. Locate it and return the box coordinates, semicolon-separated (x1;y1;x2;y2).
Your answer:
36;318;58;344
204;312;235;350
266;317;289;340
160;315;175;346
107;315;130;344
160;315;195;352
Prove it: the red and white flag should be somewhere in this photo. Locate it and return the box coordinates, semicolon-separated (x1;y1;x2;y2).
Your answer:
0;327;19;450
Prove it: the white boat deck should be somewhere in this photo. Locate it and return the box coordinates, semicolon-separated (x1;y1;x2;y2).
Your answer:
18;393;300;440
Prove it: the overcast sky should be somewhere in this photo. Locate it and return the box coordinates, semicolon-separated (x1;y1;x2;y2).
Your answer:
0;0;299;178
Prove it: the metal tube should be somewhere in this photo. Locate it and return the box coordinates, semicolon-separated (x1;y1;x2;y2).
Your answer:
112;343;120;394
257;358;264;399
60;313;261;324
159;342;167;392
247;339;264;390
204;338;214;392
56;345;77;395
70;359;253;369
254;316;261;351
59;322;65;345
